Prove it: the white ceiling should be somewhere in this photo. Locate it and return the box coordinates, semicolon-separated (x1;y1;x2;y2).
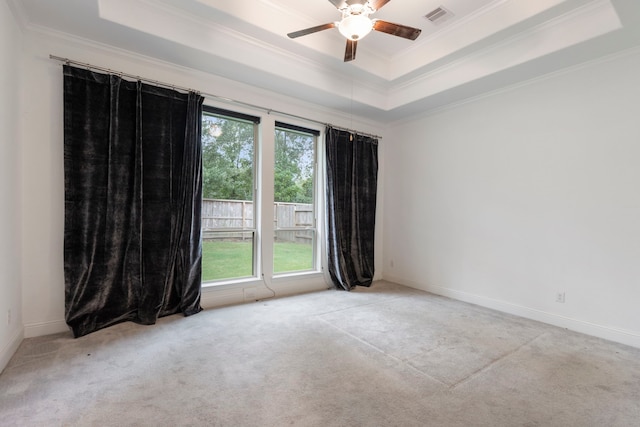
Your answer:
11;0;640;122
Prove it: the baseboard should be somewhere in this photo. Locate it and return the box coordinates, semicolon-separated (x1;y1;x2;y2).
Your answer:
23;319;70;338
20;278;329;337
385;275;640;349
0;328;24;374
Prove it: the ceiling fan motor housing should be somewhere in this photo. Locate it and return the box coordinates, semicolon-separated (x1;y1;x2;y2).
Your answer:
287;0;421;61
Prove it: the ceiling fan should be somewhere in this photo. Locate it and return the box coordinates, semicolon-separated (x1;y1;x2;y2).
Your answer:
287;0;422;62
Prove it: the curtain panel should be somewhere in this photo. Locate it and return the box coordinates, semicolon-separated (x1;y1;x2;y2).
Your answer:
325;127;379;291
63;66;204;337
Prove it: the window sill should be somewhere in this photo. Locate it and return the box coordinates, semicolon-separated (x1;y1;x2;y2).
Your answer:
273;270;324;281
201;277;263;290
199;272;329;309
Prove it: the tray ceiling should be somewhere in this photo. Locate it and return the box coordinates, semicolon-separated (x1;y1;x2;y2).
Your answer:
11;0;640;122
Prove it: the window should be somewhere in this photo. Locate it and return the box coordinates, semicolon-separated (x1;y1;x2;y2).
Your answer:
200;107;323;286
273;123;318;274
201;107;259;282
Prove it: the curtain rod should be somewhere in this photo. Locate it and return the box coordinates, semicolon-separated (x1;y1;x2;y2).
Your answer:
49;55;382;140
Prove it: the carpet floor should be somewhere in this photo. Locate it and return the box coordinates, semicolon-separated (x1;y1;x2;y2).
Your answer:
1;281;640;426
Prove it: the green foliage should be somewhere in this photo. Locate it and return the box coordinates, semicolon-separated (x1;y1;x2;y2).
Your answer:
274;128;314;203
202;115;254;200
201;115;315;204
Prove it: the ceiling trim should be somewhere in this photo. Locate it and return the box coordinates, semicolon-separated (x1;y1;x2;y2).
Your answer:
387;0;623;109
11;0;640;123
96;0;622;114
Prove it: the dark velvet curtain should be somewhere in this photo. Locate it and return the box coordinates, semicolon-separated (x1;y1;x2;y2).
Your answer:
63;66;204;337
325;127;378;291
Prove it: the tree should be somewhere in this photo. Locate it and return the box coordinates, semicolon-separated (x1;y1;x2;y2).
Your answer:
201;117;315;204
274;129;314;203
202;116;254;200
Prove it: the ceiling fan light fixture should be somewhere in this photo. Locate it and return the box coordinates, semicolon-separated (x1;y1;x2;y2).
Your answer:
338;14;373;40
287;0;421;62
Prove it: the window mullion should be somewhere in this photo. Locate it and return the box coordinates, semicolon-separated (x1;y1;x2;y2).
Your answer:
259;116;276;282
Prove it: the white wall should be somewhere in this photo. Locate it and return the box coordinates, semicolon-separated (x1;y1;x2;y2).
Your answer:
0;0;24;372
383;48;640;348
18;29;386;338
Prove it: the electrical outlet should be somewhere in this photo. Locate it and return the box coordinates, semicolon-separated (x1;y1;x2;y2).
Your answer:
7;309;11;325
555;292;566;303
390;259;394;268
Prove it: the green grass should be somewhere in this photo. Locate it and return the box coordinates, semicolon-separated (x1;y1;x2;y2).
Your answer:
273;241;314;274
202;240;313;282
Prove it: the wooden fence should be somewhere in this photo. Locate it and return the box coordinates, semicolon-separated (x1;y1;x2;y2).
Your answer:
274;202;314;244
202;199;313;244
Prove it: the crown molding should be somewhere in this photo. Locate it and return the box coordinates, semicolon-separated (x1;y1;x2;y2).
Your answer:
388;0;622;110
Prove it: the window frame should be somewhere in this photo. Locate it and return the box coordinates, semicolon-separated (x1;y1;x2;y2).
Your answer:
200;106;326;290
201;106;260;284
273;122;320;276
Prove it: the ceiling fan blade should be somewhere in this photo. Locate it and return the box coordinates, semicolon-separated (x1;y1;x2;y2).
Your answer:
287;23;336;39
373;20;421;40
368;0;391;11
328;0;349;9
344;39;357;62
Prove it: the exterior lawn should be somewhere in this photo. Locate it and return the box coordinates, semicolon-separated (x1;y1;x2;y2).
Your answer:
202;240;313;282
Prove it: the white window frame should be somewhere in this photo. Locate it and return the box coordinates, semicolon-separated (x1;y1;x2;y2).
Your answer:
273;122;319;276
200;106;327;294
201;107;260;284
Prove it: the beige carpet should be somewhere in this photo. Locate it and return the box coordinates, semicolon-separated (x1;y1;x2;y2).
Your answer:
1;281;639;426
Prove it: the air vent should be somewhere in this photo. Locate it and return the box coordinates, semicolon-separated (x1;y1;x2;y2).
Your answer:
424;6;453;24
